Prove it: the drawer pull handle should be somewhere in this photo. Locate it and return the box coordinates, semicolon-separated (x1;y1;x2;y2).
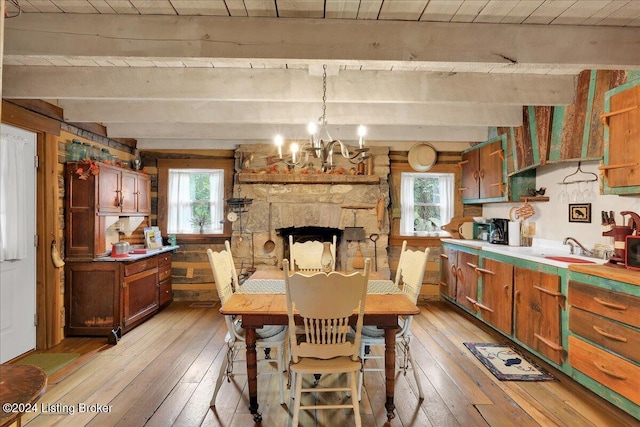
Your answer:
593;362;627;381
474;267;495;276
467;262;478;269
439;253;449;260
533;285;562;297
593;297;627;311
533;333;564;352
592;326;628;343
439;281;448;287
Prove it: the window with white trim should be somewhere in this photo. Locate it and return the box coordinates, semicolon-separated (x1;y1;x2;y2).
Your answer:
400;172;454;235
167;169;224;234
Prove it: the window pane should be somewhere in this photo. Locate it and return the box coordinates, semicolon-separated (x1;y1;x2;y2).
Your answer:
414;205;440;231
414;177;438;204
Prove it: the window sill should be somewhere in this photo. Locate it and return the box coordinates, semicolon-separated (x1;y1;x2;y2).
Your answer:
174;233;232;244
390;234;451;246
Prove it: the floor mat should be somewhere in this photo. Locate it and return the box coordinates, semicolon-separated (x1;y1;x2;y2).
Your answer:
464;342;556;381
14;353;80;376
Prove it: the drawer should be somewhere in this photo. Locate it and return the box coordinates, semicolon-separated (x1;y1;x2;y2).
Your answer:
158;264;172;282
569;336;640;405
570;307;640;364
158;252;172;267
124;257;158;277
568;281;640;329
159;278;172;306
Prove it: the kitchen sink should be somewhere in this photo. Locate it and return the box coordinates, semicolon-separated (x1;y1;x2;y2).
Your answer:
543;256;597;264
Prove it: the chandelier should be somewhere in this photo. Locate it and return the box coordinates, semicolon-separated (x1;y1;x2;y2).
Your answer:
274;65;369;172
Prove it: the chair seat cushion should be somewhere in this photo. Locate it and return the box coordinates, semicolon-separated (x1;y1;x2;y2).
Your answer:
232;320;286;340
361;318;406;338
290;356;361;374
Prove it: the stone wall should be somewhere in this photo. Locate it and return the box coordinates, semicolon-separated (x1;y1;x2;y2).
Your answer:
232;144;391;277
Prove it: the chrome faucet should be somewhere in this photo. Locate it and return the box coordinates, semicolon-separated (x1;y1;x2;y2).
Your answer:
563;237;594;257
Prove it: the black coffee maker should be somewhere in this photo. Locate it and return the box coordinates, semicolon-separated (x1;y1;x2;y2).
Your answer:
489;218;509;245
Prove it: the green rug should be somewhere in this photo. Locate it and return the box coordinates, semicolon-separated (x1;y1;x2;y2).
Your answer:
15;353;80;376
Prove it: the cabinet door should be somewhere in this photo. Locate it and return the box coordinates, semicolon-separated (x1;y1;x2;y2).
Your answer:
455;251;479;312
136;174;152;214
460;150;480;200
120;171;138;214
479;139;505;199
479;259;514;335
606;85;640;188
65;262;119;336
122;268;159;328
97;166;122;214
514;267;563;364
439;246;458;300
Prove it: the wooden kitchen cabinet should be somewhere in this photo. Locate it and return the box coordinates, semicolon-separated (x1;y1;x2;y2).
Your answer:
476;258;514;335
602;80;640;195
439;242;479;314
158;252;173;307
514;267;563;365
66;162;151;258
568;273;640;416
460;136;506;203
454;251;480;312
65;251;173;339
438;245;458;300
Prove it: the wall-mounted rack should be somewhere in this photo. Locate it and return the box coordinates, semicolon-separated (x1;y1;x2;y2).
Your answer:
557;161;598;185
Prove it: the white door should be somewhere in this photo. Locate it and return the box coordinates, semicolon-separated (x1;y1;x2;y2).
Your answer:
0;124;37;363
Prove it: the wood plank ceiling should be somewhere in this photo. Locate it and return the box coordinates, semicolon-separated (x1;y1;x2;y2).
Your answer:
3;0;640;149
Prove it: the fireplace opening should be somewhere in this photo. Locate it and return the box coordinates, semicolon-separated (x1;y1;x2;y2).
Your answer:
278;226;343;269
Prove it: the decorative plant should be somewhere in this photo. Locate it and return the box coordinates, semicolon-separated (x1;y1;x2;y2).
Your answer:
190;212;211;233
75;159;100;180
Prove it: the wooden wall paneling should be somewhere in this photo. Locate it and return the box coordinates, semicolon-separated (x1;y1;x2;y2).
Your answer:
563;70;591;160
533;106;552;166
513;106;534;170
584;70;620;159
499;127;515;176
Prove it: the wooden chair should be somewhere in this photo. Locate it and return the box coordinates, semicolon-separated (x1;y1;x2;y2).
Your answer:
207;241;288;406
289;235;337;272
283;258;370;427
357;241;429;401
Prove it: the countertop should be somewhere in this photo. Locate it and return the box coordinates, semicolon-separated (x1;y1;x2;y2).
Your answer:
569;264;640;286
94;245;179;262
441;238;609;268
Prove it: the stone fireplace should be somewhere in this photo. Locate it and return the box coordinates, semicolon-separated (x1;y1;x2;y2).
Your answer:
229;144;391;277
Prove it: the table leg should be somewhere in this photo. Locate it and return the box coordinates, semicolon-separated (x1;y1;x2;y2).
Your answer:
245;327;262;422
384;328;396;420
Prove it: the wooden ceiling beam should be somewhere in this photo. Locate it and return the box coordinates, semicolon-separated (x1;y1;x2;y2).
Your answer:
5;14;640;70
3;66;576;106
59;100;523;127
104;123;488;142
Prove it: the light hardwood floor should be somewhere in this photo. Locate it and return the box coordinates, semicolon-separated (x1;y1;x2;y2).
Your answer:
15;301;639;426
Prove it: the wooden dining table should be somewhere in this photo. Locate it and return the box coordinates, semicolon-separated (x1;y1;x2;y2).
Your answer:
219;268;420;422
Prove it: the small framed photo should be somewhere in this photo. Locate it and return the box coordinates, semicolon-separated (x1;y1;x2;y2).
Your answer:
569;203;591;223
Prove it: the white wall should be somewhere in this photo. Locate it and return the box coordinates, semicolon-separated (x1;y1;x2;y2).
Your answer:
483;161;640;250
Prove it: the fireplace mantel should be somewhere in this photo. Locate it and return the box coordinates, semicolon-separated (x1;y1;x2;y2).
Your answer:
238;173;380;184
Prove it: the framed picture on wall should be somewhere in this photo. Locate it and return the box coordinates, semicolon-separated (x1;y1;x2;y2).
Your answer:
569;203;591;223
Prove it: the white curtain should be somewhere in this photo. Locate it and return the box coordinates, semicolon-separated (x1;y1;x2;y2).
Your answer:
400;173;416;235
209;172;224;233
167;171;193;233
0;131;29;261
438;174;455;226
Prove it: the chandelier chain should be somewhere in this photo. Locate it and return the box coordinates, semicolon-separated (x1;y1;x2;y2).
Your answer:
321;64;327;124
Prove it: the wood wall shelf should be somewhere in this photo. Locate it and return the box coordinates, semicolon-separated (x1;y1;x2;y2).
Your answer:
238;173;380;184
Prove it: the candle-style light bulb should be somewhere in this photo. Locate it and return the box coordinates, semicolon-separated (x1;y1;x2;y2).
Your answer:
357;125;367;149
274;134;283;158
290;142;299;164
